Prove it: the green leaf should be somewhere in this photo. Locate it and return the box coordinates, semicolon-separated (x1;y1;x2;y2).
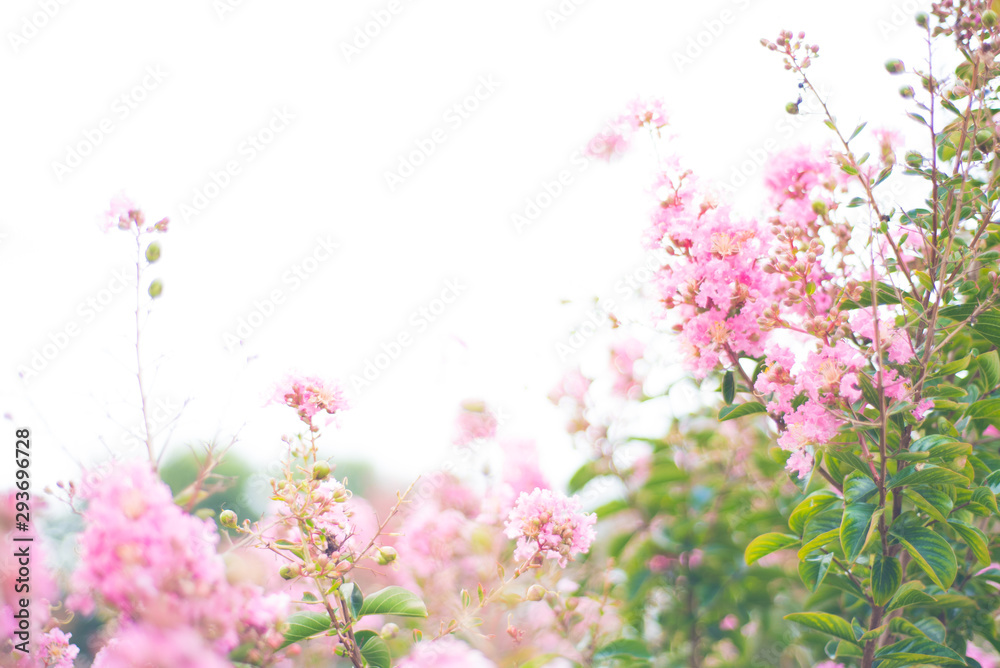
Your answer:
904;487;952;524
874;637;968;667
972;486;999;514
567;462;600;493
983;469;1000;493
745;532;800;565
722;370;735;405
341;582;364;620
788;490;841;535
947;519;991;566
354;631;391;668
593;638;651;660
798;528;841;560
972;311;1000;348
979;350;1000;389
886;465;969;489
784;612;859;645
358;587;428;618
888;617;928;638
844;473;878;504
718;401;766;421
840;503;876;564
850;121;868;141
871;554;902;606
886;582;937;613
909;434;960;452
966;398;1000;420
891;526;958;589
799;553;834;592
279;612;333;650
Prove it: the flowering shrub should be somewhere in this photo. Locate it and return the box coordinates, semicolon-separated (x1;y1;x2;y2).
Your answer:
6;3;1000;668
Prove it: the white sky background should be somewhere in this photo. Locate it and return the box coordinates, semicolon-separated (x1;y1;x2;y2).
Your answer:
0;0;928;495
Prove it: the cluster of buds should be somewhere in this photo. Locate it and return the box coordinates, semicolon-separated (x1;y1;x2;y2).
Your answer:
761;30;820;70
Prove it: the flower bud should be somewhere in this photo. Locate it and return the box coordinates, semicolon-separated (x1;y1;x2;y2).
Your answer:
145;242;161;263
885;59;905;74
219;509;238;528
376;546;398;566
148;279;163;298
526;585;546;602
984;10;998;27
899;85;915;98
279;564;297;580
915;12;929;27
312;461;331;480
904;151;923;167
811;201;827;215
380;623;399;639
785;102;799;115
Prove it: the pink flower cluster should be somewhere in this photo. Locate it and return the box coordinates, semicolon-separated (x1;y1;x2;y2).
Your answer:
397;637;496;668
38;628;79;667
71;460;287;663
586;97;668;162
646;171;776;377
454;399;499;446
504;489;596;568
610;337;645;399
271;374;349;427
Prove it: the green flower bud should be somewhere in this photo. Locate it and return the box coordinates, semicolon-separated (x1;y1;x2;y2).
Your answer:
984;10;998;27
145;242;161;263
885;59;905;74
811;201;827;216
148;279;163;298
195;508;215;520
976;129;994;148
279;564;297;580
219;509;238;529
376;546;398;566
380;623;399;639
785;102;799;115
526;584;546;602
904;151;923;167
915;12;929;27
312;461;331;480
899;85;915;98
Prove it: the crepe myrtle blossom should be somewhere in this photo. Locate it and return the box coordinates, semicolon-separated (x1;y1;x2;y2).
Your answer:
814;662;846;668
505;488;597;567
38;628;80;668
270;374;349;427
397;636;497;668
91;624;234;668
586;97;668;162
101;193;169;233
454;399;499;446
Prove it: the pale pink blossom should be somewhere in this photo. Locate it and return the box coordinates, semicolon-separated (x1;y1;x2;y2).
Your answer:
454;400;498;446
397;637;496;668
912;398;934;420
720;614;739;631
270;374;349;426
38;628;79;667
504;488;596;567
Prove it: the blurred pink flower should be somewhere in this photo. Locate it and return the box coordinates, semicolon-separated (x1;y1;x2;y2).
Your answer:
270;374;349;426
719;614;739;631
453;400;498;446
397;637;496;668
38;628;79;667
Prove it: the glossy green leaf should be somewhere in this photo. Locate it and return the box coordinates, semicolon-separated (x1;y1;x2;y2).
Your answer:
886;582;936;613
358;587;428;618
971;311;1000;348
888;617;927;638
593;638;651;660
871;554;902;606
892;526;958;589
722;370;735;405
873;637;968;667
341;582;363;620
745;532;799;565
718;401;766;421
947;519;990;566
972;486;999;514
784;612;859;645
279;612;333;650
978;350;1000;389
904;486;953;524
354;631;391;668
886;465;969;489
798;528;840;560
840;503;876;563
788;490;841;535
799;553;834;592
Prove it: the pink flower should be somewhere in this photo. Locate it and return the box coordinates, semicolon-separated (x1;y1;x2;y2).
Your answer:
270;374;349;426
453;400;498;446
504;488;596;568
777;401;843;478
610;337;645;399
815;662;845;668
38;628;79;667
967;644;1000;668
102;192;137;232
720;614;739;631
912;398;934;421
91;624;233;668
587;129;630;161
397;637;496;668
985;425;1000;438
